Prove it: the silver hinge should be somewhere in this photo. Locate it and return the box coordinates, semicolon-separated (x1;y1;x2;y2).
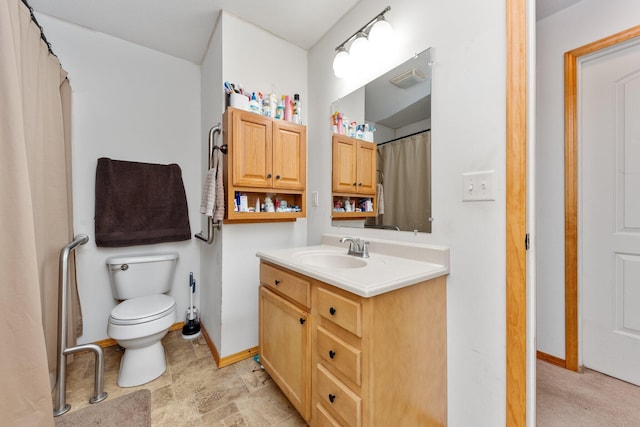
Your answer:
525;233;530;250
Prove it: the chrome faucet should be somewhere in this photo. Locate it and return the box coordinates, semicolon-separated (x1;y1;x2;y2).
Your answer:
339;236;370;258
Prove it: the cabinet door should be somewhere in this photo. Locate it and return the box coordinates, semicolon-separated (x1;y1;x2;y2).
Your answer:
259;286;311;421
231;110;273;188
273;121;306;190
332;134;357;193
356;141;376;195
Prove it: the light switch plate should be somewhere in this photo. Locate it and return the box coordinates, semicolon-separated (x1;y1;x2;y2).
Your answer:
312;191;319;207
462;170;495;201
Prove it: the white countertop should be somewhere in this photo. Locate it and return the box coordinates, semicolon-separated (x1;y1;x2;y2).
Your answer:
256;234;450;298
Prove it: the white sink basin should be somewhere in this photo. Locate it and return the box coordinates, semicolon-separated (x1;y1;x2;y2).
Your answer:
293;251;367;269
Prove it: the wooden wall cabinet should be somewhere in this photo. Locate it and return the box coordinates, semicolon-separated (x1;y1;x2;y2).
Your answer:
259;261;447;426
223;107;306;222
332;134;377;219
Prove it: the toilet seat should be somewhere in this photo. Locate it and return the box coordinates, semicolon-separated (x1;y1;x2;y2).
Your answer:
109;294;176;325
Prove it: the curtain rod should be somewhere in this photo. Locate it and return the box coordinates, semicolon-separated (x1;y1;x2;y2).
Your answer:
20;0;56;57
377;129;430;146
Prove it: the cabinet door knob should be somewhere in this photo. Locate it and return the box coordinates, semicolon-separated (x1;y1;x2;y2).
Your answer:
329;350;336;359
267;173;272;178
274;279;280;286
358;182;362;186
329;307;336;316
328;393;336;403
353;182;357;186
276;175;281;180
299;318;306;325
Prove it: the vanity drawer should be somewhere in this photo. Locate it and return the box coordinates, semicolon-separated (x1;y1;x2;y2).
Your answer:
317;326;361;386
316;364;361;427
316;402;342;427
260;263;310;308
318;287;362;337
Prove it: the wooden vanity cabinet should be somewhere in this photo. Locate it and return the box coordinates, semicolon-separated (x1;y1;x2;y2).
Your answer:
223;107;306;222
259;261;447;426
259;263;312;421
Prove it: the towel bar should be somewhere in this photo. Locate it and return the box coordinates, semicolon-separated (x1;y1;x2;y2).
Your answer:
196;124;224;244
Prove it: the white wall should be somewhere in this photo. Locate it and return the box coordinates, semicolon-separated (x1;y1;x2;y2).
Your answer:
309;0;507;424
199;12;309;358
199;14;224;352
35;14;202;344
536;0;640;359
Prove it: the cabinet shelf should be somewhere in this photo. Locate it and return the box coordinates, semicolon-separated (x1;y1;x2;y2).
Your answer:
331;195;376;220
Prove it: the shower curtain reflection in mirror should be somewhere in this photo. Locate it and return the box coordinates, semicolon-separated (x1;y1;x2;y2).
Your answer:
367;131;431;233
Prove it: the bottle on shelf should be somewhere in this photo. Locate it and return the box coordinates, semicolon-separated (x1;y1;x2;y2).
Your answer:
293;94;301;124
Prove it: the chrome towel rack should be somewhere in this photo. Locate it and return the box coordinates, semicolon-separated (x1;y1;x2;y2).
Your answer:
195;124;226;244
53;234;107;417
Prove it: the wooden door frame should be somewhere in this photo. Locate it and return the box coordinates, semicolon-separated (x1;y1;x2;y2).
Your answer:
506;0;528;424
564;25;640;372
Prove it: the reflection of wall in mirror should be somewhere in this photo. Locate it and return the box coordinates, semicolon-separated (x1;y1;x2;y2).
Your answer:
330;86;365;131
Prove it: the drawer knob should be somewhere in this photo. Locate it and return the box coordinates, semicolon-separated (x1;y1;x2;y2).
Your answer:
329;307;336;316
276;175;281;180
274;280;280;286
267;173;272;178
329;350;336;359
328;393;336;403
299;318;306;325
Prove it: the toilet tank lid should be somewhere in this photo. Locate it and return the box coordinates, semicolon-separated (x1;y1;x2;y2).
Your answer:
106;252;179;266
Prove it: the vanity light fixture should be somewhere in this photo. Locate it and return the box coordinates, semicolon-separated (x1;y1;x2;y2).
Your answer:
332;6;393;78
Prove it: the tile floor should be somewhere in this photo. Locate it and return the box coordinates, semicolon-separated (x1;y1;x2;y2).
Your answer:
56;330;308;426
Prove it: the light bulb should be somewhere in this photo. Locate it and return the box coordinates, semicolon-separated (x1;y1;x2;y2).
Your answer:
368;17;393;49
349;32;370;64
332;47;351;78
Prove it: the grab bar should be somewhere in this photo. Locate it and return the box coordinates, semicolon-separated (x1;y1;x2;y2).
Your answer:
53;234;107;417
195;123;225;244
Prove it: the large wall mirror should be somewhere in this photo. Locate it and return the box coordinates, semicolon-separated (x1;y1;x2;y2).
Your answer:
331;48;432;233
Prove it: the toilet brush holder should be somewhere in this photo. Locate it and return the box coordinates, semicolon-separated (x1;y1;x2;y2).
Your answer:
182;272;201;340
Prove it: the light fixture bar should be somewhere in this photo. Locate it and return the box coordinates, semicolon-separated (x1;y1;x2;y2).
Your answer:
335;6;391;51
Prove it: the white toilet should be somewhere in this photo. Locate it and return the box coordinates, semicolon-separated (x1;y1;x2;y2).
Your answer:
106;252;178;387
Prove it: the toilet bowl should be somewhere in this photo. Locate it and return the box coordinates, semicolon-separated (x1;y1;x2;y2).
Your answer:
106;253;179;387
107;294;176;387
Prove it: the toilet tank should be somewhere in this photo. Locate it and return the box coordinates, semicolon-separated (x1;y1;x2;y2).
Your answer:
106;252;179;300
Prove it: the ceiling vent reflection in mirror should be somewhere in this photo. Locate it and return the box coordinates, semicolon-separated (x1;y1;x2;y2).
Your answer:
390;69;426;89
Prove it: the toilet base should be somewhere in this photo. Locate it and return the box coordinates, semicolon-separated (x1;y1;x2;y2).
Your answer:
117;341;167;387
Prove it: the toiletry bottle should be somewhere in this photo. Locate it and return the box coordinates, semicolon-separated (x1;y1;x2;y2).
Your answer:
276;100;284;120
262;96;271;117
249;92;260;113
293;94;301;124
284;95;292;122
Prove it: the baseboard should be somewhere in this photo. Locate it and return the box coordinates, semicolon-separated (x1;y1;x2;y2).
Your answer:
94;321;185;348
92;321;257;369
200;322;258;368
537;351;566;368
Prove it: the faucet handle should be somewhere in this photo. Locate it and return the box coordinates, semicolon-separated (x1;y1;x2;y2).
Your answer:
361;241;370;258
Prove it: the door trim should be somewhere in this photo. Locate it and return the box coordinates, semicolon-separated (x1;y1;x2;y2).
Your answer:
506;0;528;424
564;25;640;372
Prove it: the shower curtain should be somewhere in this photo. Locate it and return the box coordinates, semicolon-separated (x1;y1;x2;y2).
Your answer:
1;0;79;425
377;131;432;233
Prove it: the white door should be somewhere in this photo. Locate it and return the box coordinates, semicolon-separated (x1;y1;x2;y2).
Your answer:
581;37;640;385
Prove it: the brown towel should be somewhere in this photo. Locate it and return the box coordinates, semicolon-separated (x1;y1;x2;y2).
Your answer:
95;157;191;247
